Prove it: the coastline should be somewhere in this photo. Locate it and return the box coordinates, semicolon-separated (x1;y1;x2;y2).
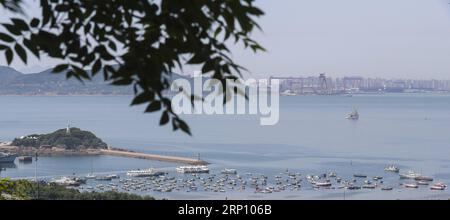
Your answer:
0;144;208;165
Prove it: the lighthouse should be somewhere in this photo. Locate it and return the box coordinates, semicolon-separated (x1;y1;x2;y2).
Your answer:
66;123;71;135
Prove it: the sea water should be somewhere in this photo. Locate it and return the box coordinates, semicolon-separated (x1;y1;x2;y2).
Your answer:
1;94;450;199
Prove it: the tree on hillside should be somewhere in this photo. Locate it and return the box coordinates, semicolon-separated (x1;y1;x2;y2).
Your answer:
0;0;265;135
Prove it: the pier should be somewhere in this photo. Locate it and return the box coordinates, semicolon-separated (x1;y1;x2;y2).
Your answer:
100;149;208;165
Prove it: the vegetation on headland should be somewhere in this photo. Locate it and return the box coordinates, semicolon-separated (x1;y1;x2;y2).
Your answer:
11;128;108;149
0;178;154;200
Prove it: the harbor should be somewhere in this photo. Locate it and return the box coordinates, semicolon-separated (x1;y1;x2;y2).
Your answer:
2;94;450;199
2;150;449;200
4;162;447;200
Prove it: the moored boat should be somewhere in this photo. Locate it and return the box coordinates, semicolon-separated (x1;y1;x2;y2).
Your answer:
127;168;165;177
430;183;446;190
414;176;433;182
314;181;332;187
399;171;421;179
176;165;209;174
18;156;33;162
221;168;237;175
95;175;113;181
353;174;367;178
404;183;419;188
346;108;359;120
0;152;17;163
384;165;400;173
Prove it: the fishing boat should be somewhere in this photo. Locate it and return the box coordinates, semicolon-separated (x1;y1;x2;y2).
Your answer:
353;174;367;178
384;165;400;173
106;174;120;179
346;108;359;120
362;184;376;189
221;168;237;175
416;181;429;186
18;156;33;163
404;183;419;188
381;186;393;191
399;171;421;179
95;176;113;181
85;173;96;179
414;176;433;182
373;176;383;181
0;152;16;163
430;183;446;190
328;172;337;178
176;165;209;174
314;181;332;187
127;168;165;177
346;185;361;190
51;176;83;186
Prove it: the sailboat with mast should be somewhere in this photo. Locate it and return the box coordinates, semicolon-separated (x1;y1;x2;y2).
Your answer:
346;107;359;120
85;157;96;179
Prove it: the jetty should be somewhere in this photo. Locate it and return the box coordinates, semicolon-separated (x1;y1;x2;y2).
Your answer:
100;149;208;165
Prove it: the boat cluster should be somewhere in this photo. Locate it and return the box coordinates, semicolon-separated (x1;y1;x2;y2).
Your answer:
48;165;447;195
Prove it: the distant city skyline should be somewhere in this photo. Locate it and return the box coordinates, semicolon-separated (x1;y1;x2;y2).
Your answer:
1;0;450;79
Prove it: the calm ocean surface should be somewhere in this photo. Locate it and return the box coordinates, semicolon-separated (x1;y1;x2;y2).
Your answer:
1;94;450;199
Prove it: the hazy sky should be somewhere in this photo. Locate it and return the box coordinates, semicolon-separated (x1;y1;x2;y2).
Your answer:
1;0;450;79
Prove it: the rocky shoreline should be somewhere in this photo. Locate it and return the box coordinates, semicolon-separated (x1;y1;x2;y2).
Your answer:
0;144;102;156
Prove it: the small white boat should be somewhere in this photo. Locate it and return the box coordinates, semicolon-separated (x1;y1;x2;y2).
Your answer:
416;181;429;186
314;181;332;187
381;186;393;191
221;168;237;175
95;176;112;181
51;176;80;186
373;176;383;181
346;108;359;120
106;174;120;179
328;172;337;178
399;171;421;179
404;183;419;188
384;165;400;173
85;173;96;179
430;183;446;190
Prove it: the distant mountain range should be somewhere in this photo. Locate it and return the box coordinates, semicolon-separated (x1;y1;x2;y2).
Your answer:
0;66;133;95
0;66;199;95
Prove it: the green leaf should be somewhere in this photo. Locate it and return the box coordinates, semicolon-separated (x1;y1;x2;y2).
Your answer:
159;111;169;125
11;18;29;31
131;92;151;105
0;33;15;42
111;78;133;85
145;101;161;112
53;64;69;73
178;119;191;135
0;44;8;50
2;24;21;36
14;43;27;63
23;38;40;58
5;48;13;65
92;59;102;75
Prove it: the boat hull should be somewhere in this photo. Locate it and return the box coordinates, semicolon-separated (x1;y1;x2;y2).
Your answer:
0;154;17;163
